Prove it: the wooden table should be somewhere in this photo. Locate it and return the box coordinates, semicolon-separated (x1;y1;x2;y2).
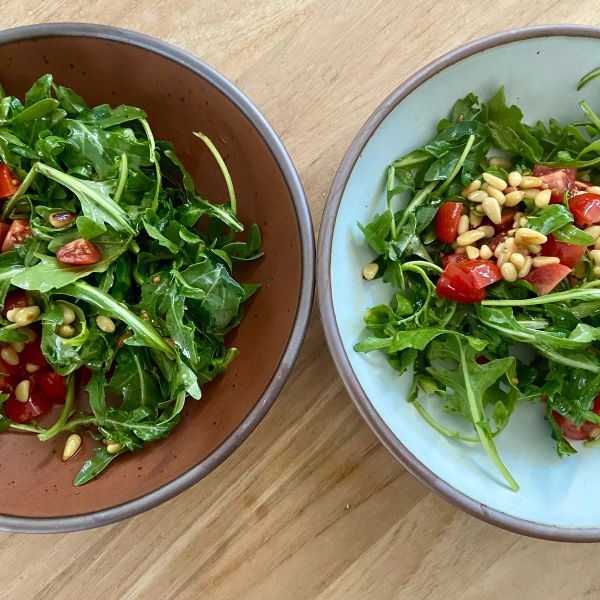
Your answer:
2;1;600;598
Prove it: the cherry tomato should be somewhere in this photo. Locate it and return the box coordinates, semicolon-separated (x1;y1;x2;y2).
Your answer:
569;193;600;226
540;234;586;269
524;263;571;295
1;219;31;252
458;259;502;289
533;166;576;204
34;369;66;404
553;413;589;440
0;223;9;249
435;202;464;244
441;253;468;267
1;289;29;317
494;207;519;232
488;233;504;253
435;263;486;303
4;389;52;423
56;239;102;265
0;163;19;198
20;341;48;369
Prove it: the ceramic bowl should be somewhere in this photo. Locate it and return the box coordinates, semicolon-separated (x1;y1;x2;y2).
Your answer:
0;23;314;533
318;25;600;541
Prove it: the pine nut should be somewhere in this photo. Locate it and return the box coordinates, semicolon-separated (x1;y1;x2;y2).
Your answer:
49;211;76;228
14;306;40;326
522;189;541;200
510;252;526;270
152;275;162;285
482;196;502;224
594;265;600;278
466;245;480;260
457;214;470;235
456;230;486;246
461;180;481;198
1;346;19;366
5;308;18;323
480;244;492;260
18;327;36;343
473;205;485;216
488;156;512;169
106;442;122;454
455;246;466;254
487;186;506;205
504;186;517;194
528;244;542;254
504;237;516;251
515;228;547;246
585;226;600;240
589;249;600;265
494;242;506;258
57;324;75;338
500;262;518;282
595;238;600;250
534;189;552;208
62;434;82;461
15;379;30;403
532;256;560;268
96;315;116;333
9;341;24;353
477;225;496;238
25;363;39;373
481;183;491;193
504;190;525;207
59;303;76;325
518;217;529;228
508;171;523;187
467;190;488;203
469;210;483;227
483;172;508;191
497;249;512;268
589;427;600;440
518;256;533;278
520;176;543;189
587;186;600;194
512;212;523;227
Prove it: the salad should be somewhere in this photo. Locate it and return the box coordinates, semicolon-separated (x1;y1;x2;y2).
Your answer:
0;75;261;485
356;75;600;491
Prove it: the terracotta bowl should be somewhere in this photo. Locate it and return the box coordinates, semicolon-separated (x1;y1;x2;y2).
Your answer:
0;23;314;533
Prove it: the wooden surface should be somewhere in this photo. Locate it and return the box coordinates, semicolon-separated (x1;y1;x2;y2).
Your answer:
2;1;600;598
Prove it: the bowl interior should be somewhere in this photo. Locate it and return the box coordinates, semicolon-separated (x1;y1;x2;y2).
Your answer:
0;34;302;519
330;33;600;531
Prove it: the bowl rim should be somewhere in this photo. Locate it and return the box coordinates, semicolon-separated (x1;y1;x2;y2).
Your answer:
317;23;600;542
0;22;315;534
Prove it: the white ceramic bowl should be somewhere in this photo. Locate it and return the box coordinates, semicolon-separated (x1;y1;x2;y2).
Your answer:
318;25;600;541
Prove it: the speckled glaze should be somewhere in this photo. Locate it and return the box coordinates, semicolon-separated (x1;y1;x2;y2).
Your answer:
0;23;314;533
319;26;600;541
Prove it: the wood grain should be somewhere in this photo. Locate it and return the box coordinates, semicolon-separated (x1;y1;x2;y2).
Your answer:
2;1;600;598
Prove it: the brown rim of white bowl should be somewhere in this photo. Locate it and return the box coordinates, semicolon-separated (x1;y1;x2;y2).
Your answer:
318;24;600;543
0;22;315;534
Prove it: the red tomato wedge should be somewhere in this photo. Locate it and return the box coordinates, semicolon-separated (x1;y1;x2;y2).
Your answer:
1;219;31;252
435;202;463;244
34;369;66;404
435;263;486;303
553;394;600;441
494;207;519;232
569;193;600;226
541;234;586;268
524;263;571;295
0;163;19;198
459;260;502;289
4;391;53;423
20;341;48;369
533;166;576;204
441;253;468;267
488;233;504;252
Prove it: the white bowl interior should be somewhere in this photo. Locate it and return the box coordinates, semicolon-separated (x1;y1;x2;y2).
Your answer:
332;35;600;529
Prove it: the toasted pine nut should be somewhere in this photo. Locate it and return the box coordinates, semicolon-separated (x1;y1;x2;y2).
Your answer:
497;249;512;268
483;172;508;191
461;180;481;198
5;308;18;323
504;190;525;207
477;225;496;238
62;434;82;462
532;256;560;268
1;346;19;366
512;212;523;227
589;249;600;265
58;324;75;338
457;214;470;235
500;262;518;282
587;186;600;194
59;302;76;325
467;190;488;203
518;256;533;278
487;186;506;205
515;228;547;246
504;186;517;194
510;252;526;270
508;171;523;187
488;156;512;169
466;245;480;260
481;198;501;224
96;315;116;333
494;242;506;258
49;211;76;228
18;327;36;343
106;442;123;454
455;246;466;255
15;379;30;403
469;210;483;227
479;244;492;260
362;263;378;281
528;244;542;254
504;237;516;251
481;183;491;193
9;341;24;353
589;427;600;440
456;230;486;246
14;306;40;326
520;175;543;189
522;189;541;200
534;189;552;208
152;275;162;285
518;216;529;228
585;225;600;240
25;363;40;374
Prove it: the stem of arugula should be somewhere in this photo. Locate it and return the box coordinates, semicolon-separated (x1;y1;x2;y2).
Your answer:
37;374;75;441
0;164;38;222
482;288;600;307
396;181;437;231
436;134;475;196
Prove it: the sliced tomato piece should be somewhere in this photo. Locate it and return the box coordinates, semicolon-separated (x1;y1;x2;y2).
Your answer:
569;193;600;226
0;163;19;198
488;233;504;252
1;219;31;252
441;253;468;267
494;207;519;232
34;369;66;404
0;223;9;249
4;390;53;423
524;263;571;295
541;234;586;269
458;259;502;289
435;263;486;303
1;289;29;317
0;357;20;377
435;202;464;244
553;412;589;440
21;341;48;369
533;166;576;204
